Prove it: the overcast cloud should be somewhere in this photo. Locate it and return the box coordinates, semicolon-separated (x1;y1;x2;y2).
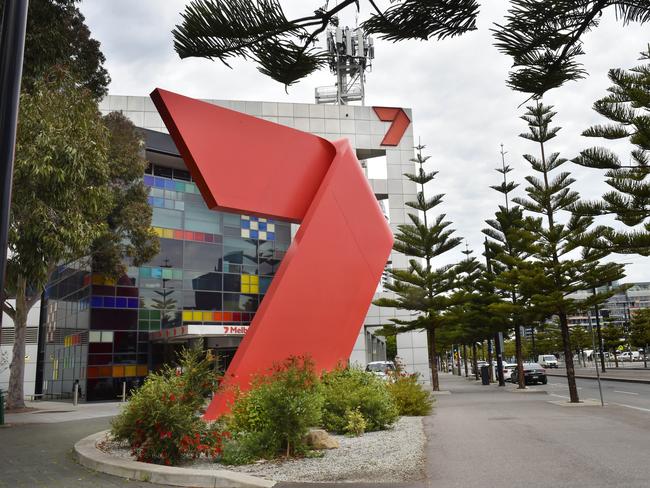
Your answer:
80;1;649;281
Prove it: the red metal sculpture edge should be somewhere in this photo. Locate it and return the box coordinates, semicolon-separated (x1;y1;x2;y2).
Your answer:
151;89;393;419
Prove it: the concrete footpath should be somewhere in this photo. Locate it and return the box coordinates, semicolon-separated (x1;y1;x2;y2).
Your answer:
4;399;124;424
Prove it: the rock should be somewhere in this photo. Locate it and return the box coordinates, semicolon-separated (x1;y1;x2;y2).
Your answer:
304;429;339;449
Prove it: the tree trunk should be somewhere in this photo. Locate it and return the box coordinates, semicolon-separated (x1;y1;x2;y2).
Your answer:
487;338;493;382
514;324;525;389
463;344;468;377
472;343;479;380
427;328;439;391
7;275;28;410
559;311;580;403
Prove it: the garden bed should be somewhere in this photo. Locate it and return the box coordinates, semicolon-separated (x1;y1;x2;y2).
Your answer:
100;416;426;483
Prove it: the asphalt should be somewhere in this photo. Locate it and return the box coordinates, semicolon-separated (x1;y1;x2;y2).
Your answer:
547;366;650;384
2;375;650;488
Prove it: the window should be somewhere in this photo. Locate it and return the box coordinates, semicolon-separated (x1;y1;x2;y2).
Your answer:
152;208;182;229
183;290;223;310
150;239;183;268
183;241;223;271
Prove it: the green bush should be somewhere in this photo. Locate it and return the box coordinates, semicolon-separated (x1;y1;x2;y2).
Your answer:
219;431;271;465
387;374;434;416
226;356;324;459
320;367;398;434
344;408;367;436
110;348;224;465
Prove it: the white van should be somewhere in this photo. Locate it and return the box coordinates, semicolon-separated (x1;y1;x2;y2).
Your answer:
538;355;558;368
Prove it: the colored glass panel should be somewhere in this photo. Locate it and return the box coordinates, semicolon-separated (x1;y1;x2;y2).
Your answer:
124;365;137;377
112;365;125;377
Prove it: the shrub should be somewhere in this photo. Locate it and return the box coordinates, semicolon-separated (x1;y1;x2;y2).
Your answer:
344;408;367;436
320;367;398;434
110;348;224;465
387;373;434;416
219;431;271;465
226;356;324;459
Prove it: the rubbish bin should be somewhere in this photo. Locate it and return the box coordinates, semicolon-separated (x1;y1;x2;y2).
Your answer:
480;365;490;385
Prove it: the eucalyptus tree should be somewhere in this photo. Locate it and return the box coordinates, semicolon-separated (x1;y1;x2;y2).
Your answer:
493;2;650;98
514;103;625;402
374;144;461;391
3;76;157;409
572;45;650;255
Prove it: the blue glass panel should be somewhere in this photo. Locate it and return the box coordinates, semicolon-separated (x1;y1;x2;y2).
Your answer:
115;297;127;308
144;175;154;187
104;296;116;308
164;179;175;190
241;220;250;229
91;296;102;307
147;196;154;206
258;222;267;231
152;197;164;208
153;177;165;188
250;216;258;222
151;268;162;279
250;230;259;239
266;232;275;241
127;298;139;309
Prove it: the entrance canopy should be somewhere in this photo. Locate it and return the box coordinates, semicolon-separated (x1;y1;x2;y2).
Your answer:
150;324;249;342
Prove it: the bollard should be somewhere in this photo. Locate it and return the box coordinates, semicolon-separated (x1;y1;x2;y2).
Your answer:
0;390;4;425
122;381;126;402
73;383;79;406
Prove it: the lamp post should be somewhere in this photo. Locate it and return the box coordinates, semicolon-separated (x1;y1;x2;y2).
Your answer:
0;0;29;321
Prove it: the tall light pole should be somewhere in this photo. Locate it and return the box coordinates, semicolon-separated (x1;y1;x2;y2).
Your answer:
0;0;29;322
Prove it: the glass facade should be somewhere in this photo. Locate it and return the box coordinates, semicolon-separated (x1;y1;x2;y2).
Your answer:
39;153;291;401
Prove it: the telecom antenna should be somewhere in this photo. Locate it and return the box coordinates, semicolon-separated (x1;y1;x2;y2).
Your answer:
315;18;374;105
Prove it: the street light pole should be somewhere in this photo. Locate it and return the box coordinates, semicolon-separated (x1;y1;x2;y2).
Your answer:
587;310;604;407
0;0;29;315
592;287;606;374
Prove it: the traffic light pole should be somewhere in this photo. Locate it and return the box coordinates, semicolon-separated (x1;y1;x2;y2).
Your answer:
0;0;29;315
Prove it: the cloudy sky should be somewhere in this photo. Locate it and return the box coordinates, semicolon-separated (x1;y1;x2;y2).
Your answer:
80;1;648;281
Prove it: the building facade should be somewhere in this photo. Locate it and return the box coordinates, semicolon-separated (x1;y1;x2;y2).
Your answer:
25;94;427;401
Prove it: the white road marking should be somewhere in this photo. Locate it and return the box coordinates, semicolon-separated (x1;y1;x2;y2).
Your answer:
612;403;650;413
613;390;639;396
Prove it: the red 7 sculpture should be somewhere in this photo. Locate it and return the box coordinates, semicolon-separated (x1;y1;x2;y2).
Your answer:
151;89;393;419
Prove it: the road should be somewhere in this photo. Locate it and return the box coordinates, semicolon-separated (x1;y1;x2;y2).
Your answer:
546;376;650;412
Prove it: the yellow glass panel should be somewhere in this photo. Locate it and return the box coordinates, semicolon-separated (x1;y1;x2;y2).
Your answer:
192;311;203;321
203;311;213;321
153;227;163;237
250;275;259;285
241;274;250;284
267;223;275;232
163;228;174;238
250;284;259;294
136;365;148;376
124;365;137;377
241;284;250;293
92;274;103;285
112;365;124;377
182;310;193;322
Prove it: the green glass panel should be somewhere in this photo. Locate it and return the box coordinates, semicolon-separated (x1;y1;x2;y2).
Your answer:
139;267;150;279
150;310;161;320
138;320;148;329
172;269;183;280
162;269;173;280
175;181;185;192
140;309;150;319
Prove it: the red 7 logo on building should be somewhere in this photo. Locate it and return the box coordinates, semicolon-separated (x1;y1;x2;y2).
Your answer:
372;107;411;146
151;89;393;419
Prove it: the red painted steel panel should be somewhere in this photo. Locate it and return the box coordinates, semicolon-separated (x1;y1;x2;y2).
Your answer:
151;89;393;419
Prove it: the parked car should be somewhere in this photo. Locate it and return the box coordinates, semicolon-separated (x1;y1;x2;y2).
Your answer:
366;361;396;380
510;362;547;385
618;351;641;362
501;362;516;381
538;355;558;368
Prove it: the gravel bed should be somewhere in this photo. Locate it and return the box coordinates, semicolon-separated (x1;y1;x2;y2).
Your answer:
100;416;426;483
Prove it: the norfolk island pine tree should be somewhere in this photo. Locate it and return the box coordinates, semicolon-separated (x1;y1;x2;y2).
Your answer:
374;144;461;391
